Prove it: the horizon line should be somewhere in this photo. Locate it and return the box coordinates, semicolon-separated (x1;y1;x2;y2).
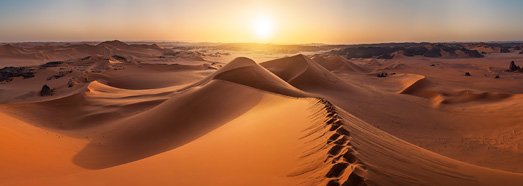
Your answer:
1;39;523;46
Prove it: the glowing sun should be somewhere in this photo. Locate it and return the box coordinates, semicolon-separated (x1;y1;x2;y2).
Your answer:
252;16;274;40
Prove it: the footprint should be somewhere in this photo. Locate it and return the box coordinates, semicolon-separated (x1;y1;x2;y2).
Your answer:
326;163;349;178
334;136;348;145
328;145;345;156
328;133;341;144
329;125;341;132
336;127;350;136
342;173;367;186
343;151;359;164
326;118;338;124
327;180;341;186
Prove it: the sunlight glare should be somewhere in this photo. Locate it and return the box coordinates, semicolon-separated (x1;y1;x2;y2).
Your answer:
252;16;274;40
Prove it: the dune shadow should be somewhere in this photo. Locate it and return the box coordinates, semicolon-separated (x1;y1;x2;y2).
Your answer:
72;80;264;169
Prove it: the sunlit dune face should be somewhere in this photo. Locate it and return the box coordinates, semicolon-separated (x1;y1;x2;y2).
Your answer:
252;16;274;41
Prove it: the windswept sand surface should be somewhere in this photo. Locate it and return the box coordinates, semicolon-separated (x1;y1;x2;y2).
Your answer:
1;42;523;186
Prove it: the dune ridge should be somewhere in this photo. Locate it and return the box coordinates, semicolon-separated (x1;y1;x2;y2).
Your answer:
312;56;368;73
400;77;514;106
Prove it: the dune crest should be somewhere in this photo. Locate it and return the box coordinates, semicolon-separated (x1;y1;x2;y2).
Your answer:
312;55;368;73
400;77;514;106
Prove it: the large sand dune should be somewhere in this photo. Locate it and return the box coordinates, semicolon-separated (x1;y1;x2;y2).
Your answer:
1;42;522;185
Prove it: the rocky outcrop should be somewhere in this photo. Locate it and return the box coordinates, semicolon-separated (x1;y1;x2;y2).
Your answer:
39;85;53;96
423;47;442;57
376;53;394;59
508;61;522;72
0;67;35;82
80;56;92;61
47;70;73;81
402;46;428;56
111;55;127;62
329;44;484;59
377;72;388;77
500;47;511;53
39;61;63;68
460;48;484;58
344;47;396;58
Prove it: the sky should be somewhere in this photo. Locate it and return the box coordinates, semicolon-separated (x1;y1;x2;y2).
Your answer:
1;0;523;44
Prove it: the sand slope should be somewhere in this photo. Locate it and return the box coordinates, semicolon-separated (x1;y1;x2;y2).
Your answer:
4;92;522;186
312;55;368;73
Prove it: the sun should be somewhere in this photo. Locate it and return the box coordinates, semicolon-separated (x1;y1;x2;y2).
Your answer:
252;16;274;40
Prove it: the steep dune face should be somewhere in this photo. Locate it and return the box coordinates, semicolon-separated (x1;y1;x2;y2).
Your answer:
400;77;513;106
213;58;311;97
73;80;266;169
261;54;368;94
182;57;311;97
312;56;368;73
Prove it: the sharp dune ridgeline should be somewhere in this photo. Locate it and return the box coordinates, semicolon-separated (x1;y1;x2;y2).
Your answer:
1;41;523;186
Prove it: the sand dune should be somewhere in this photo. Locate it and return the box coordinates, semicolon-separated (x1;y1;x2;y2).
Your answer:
3;86;522;185
400;77;514;106
0;40;209;68
1;42;523;185
312;55;368;73
261;54;368;93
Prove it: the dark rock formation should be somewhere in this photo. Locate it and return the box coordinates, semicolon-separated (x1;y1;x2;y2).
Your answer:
326;43;506;59
402;46;428;56
460;48;484;58
500;47;511;53
424;47;442;57
111;55;127;62
40;61;63;68
0;67;35;82
465;72;471;76
495;75;500;79
47;70;73;81
333;47;397;58
80;56;92;61
508;61;522;72
39;85;53;96
437;45;458;57
377;72;388;77
164;52;181;56
377;53;394;59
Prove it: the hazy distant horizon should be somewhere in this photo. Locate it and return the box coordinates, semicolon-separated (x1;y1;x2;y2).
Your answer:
2;39;523;46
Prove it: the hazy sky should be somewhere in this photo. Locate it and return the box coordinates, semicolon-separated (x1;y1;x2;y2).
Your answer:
1;0;523;44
